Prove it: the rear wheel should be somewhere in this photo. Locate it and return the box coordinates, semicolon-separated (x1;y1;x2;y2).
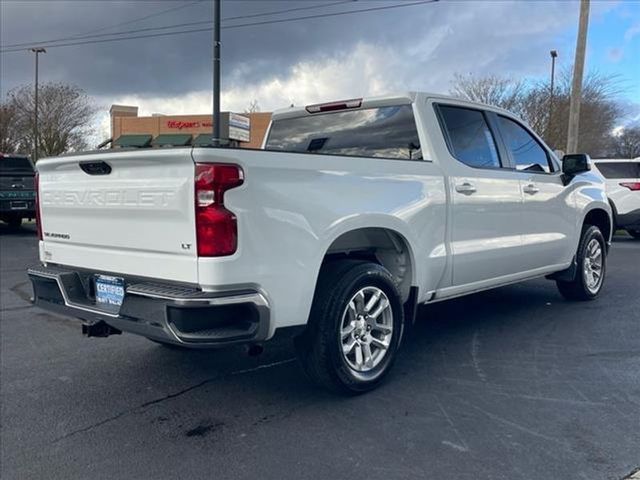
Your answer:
556;225;606;301
296;260;405;394
626;229;640;239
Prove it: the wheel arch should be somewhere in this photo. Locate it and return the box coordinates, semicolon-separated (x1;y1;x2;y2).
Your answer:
582;207;612;248
321;226;417;304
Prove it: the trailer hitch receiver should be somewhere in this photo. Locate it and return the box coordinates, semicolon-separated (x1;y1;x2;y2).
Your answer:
82;321;122;338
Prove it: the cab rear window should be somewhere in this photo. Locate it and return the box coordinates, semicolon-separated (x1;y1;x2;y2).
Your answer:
265;105;421;160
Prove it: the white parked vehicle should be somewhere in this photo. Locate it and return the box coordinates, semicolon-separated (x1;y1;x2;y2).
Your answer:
592;158;640;239
29;93;612;393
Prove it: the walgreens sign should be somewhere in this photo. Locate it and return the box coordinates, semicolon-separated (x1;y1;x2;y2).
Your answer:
166;120;213;130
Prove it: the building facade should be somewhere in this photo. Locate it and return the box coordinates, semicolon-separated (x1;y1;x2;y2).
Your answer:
109;105;272;149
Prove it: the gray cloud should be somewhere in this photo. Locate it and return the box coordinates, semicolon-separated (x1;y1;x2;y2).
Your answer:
0;0;620;105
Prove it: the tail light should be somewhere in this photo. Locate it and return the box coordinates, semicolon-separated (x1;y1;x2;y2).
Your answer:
35;172;43;241
620;182;640;191
194;163;244;257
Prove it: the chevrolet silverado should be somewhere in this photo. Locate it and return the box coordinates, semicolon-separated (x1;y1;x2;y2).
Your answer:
28;93;612;393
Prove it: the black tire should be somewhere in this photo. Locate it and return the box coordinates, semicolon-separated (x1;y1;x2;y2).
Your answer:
556;225;607;301
626;229;640;240
296;260;405;394
7;217;22;228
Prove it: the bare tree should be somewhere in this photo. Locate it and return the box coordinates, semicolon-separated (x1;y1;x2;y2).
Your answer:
450;70;623;156
450;73;526;112
7;82;97;160
611;126;640;158
244;99;261;114
522;71;622;155
0;102;21;153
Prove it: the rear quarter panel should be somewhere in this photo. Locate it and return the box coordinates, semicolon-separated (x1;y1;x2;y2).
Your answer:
192;148;447;335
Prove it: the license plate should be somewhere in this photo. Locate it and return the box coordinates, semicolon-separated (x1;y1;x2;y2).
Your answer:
95;275;125;312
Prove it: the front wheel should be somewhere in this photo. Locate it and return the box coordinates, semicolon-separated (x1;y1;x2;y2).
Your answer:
626;229;640;240
296;260;405;394
556;225;607;301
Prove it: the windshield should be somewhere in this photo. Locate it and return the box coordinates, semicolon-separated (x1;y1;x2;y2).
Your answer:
0;156;34;173
265;105;421;160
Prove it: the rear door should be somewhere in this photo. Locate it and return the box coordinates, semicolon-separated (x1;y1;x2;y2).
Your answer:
37;148;198;283
493;115;575;270
435;104;524;287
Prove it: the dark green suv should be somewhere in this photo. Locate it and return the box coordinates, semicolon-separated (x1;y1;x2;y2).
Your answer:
0;154;36;228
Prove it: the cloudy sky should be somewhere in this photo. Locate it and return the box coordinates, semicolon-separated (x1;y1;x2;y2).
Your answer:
1;0;639;140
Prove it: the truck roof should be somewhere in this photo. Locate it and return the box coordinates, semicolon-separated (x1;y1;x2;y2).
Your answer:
271;91;516;121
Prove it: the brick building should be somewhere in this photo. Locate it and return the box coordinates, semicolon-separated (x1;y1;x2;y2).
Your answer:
109;105;272;149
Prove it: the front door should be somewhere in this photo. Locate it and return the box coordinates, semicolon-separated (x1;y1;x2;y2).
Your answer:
494;115;575;271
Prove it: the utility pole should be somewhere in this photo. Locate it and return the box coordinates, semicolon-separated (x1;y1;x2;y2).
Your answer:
566;0;590;154
212;0;221;147
30;48;46;161
548;49;558;142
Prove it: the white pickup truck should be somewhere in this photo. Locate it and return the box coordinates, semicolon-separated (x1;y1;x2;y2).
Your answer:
29;92;612;393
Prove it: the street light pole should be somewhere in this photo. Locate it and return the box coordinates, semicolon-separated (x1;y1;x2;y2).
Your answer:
30;47;46;162
212;0;221;147
566;0;590;154
548;49;558;142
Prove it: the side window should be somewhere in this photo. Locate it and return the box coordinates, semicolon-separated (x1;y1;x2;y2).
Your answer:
437;105;501;169
497;116;552;173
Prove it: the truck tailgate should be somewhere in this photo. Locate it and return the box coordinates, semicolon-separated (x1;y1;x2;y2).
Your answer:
37;149;198;283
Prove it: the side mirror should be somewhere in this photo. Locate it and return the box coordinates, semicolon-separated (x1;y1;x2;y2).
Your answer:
562;154;591;185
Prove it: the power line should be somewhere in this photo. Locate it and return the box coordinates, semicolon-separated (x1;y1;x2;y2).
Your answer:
224;0;354;21
69;1;205;39
2;1;206;50
0;1;437;54
2;0;353;50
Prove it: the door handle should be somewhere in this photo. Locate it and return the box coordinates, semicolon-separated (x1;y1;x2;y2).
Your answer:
523;183;540;195
455;182;477;195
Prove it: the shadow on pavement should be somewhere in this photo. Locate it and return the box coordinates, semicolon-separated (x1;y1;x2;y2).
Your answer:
0;222;37;236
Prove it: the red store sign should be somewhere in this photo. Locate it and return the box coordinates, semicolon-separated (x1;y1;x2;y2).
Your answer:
166;120;214;130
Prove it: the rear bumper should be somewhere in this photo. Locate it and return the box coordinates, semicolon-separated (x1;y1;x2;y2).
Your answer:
0;198;35;217
27;264;270;348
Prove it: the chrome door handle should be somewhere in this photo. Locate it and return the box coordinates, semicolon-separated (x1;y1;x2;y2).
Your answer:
523;183;539;195
455;182;477;195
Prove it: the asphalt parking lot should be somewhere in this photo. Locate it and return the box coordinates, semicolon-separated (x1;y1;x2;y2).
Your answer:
1;224;639;480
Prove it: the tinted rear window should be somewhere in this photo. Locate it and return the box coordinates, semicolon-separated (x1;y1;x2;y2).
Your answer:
265;105;421;160
437;105;501;169
1;156;34;173
595;162;639;179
